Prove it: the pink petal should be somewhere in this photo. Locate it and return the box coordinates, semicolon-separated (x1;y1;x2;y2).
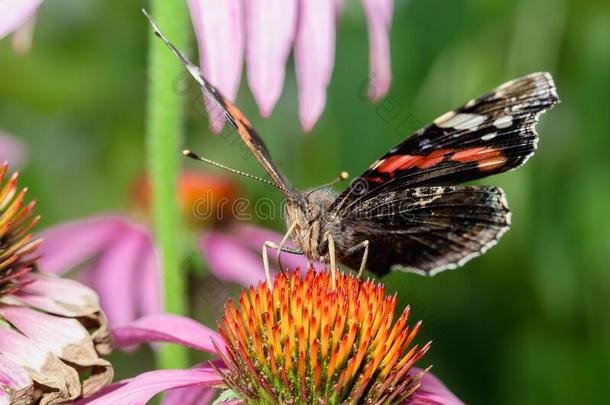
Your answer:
294;0;337;132
89;226;148;327
409;368;464;405
0;131;27;168
199;231;268;286
336;0;346;14
161;385;215;405
244;0;297;117
0;305;113;393
0;327;47;372
362;0;393;101
0;305;91;358
16;272;102;317
81;367;222;405
138;235;163;318
0;353;31;392
188;0;244;133
112;314;222;354
38;215;127;275
0;0;42;39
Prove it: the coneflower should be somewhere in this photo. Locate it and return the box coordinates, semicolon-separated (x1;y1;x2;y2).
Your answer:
85;268;462;404
0;163;40;296
216;270;431;404
0;163;113;404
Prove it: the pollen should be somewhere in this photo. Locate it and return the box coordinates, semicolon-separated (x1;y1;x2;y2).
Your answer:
215;269;431;404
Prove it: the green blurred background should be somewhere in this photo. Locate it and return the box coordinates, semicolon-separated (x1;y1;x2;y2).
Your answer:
1;0;609;403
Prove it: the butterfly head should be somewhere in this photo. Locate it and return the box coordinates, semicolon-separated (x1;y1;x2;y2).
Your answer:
284;189;337;260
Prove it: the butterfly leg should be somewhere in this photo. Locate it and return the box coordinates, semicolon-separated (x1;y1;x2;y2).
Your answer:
262;241;304;289
344;240;370;278
262;241;281;289
323;231;337;288
275;220;299;272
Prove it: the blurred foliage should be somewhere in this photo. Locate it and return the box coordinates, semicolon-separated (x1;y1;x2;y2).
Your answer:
1;0;609;403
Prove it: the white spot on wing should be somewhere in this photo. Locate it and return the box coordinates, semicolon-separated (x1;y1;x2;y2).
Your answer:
436;113;487;130
433;111;456;126
481;132;497;141
493;115;513;129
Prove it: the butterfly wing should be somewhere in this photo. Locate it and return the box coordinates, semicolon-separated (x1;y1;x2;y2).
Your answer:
331;72;559;214
336;186;510;276
145;12;293;196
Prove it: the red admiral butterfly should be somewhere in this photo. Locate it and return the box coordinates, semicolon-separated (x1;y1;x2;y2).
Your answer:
146;13;560;283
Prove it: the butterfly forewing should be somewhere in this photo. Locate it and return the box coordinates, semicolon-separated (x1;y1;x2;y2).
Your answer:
331;72;559;215
145;13;294;197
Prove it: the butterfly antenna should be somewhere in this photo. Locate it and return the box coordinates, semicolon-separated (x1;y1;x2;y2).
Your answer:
142;9;237;128
307;171;349;198
183;150;287;192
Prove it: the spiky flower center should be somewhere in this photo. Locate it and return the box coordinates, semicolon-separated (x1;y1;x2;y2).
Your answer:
0;164;41;296
216;269;431;404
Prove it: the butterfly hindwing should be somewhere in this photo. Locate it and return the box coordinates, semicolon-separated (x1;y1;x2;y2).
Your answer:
336;186;511;275
332;72;559;215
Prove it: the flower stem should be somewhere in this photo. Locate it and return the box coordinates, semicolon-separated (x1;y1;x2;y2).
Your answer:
146;0;190;369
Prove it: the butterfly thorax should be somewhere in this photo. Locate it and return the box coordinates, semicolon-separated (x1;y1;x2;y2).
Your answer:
285;188;338;262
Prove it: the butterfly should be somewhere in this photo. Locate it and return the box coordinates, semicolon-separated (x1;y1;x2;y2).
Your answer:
145;13;560;281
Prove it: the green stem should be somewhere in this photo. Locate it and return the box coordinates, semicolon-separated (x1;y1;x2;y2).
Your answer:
146;0;190;369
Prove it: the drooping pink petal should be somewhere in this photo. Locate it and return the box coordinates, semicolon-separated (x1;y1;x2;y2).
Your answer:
362;0;394;101
0;353;31;393
408;368;464;405
294;0;337;132
161;384;216;405
81;367;223;405
244;0;297;117
187;0;244;133
0;305;113;396
1;305;91;357
112;314;222;354
336;0;346;14
0;0;42;39
0;131;27;168
89;225;148;327
16;272;102;317
199;231;268;286
38;215;127;275
138;235;162;318
0;326;81;401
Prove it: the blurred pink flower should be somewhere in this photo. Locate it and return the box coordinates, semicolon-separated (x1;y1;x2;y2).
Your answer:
0;130;27;168
0;0;42;53
0;163;112;404
188;0;394;133
80;269;463;404
38;172;309;327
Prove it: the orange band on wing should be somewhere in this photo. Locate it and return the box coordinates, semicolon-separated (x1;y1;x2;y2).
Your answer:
451;147;507;171
376;149;452;175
